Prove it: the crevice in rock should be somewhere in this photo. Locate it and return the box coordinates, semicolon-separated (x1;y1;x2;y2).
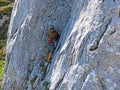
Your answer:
81;67;96;89
55;73;66;90
98;18;112;42
109;29;116;35
89;40;99;51
89;18;112;51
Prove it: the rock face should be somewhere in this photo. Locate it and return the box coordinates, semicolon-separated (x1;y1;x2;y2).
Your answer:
0;15;10;39
0;15;9;27
2;0;120;90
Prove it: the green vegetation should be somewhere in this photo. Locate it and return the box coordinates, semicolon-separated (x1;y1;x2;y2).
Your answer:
0;39;6;89
43;81;50;90
0;60;5;89
0;0;14;16
0;0;14;89
30;76;37;85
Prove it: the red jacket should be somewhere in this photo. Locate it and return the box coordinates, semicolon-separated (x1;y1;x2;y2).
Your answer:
48;38;53;43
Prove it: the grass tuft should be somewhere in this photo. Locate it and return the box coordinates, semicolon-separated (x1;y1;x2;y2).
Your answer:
0;0;14;16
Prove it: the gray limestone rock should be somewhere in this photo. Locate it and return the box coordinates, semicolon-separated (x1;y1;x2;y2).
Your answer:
0;15;9;27
2;0;120;90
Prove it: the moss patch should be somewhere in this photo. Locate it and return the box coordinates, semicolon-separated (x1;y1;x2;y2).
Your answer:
30;76;37;85
0;60;5;89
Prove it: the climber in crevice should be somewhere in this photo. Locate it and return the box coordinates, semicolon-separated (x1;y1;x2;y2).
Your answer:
46;26;59;63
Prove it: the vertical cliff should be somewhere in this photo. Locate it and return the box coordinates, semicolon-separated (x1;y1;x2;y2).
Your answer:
3;0;120;90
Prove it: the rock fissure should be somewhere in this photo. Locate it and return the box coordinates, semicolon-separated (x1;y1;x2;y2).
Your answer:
89;18;112;51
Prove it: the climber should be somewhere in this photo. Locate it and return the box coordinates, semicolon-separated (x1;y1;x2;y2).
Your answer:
46;26;59;63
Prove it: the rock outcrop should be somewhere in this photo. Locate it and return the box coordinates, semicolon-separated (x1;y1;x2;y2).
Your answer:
0;15;9;27
3;0;120;90
0;15;10;40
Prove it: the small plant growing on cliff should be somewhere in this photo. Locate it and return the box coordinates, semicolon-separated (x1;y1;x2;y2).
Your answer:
30;76;37;85
43;81;50;90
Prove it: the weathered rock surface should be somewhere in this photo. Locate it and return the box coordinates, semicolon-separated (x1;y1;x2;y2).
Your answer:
2;0;120;90
0;15;9;27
